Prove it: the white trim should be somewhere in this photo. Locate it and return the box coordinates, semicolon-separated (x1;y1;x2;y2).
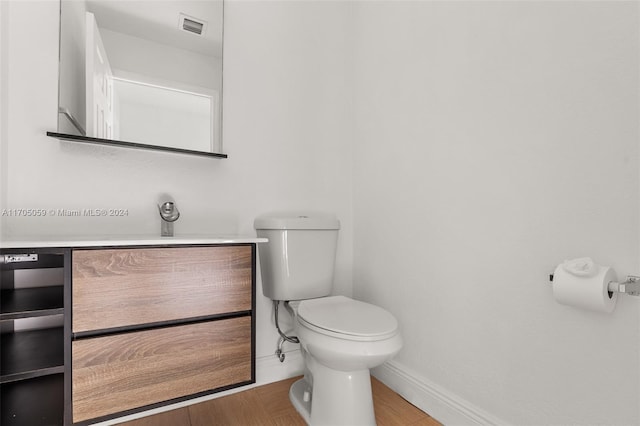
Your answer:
112;76;212;100
256;347;305;384
372;360;507;426
95;350;304;425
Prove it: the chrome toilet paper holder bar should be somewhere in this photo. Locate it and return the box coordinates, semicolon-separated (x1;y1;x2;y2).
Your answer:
606;275;640;296
549;274;640;296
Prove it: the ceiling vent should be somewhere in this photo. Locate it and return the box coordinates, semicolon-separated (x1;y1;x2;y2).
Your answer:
178;13;207;36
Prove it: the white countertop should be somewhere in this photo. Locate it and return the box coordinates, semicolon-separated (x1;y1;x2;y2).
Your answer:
0;235;267;249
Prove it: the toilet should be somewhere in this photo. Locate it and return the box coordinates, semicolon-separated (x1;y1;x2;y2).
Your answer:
254;213;403;425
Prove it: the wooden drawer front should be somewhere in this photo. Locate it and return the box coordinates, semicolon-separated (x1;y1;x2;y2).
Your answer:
72;246;252;332
72;317;252;423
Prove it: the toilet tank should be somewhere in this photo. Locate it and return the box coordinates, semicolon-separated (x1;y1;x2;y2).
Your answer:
254;213;340;301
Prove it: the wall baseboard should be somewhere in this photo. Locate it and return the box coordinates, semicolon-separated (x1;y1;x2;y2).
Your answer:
256;348;304;384
372;360;506;426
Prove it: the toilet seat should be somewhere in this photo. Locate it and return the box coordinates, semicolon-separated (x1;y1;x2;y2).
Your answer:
297;295;398;342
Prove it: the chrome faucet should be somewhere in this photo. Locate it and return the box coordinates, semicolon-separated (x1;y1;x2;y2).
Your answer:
158;201;180;237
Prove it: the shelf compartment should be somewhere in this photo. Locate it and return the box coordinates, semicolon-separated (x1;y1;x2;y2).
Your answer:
1;374;64;425
1;328;64;383
0;287;64;320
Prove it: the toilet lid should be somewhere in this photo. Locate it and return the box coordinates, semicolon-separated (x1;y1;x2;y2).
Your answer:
297;296;398;340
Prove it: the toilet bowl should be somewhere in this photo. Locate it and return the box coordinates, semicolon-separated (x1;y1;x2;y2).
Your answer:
289;296;403;425
254;213;403;425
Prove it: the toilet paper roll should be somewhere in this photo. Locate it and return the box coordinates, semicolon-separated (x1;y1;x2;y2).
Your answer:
552;261;618;313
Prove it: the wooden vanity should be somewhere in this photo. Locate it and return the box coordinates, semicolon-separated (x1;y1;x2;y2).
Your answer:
0;237;264;425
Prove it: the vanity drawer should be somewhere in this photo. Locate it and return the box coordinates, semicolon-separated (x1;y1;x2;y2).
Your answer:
72;246;252;332
72;316;252;423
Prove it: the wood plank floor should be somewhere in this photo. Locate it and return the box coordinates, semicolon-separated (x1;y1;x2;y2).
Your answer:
118;376;441;426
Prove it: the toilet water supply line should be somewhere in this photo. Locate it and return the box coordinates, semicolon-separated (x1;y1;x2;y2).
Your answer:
274;300;299;362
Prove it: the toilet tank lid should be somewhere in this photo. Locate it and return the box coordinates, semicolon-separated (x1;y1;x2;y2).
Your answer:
254;213;340;230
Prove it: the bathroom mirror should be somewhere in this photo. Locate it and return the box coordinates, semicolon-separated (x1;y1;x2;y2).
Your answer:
54;0;225;158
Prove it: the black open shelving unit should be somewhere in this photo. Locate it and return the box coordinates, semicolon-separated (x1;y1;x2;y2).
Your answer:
1;328;65;382
1;287;64;320
1;249;67;425
1;374;65;425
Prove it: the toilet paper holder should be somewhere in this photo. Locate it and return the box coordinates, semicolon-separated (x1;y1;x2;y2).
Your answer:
606;275;640;296
549;274;640;297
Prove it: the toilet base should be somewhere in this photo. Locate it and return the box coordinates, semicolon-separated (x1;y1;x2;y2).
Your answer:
290;378;312;424
290;356;376;425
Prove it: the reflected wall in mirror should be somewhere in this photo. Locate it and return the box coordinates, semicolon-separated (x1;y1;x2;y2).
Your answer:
58;0;223;155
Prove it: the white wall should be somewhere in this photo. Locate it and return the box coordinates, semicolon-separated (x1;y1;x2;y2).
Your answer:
0;0;8;231
100;28;222;91
114;80;214;151
0;0;353;373
353;1;639;425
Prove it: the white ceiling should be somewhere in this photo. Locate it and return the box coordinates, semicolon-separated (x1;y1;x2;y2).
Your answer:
86;0;223;57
